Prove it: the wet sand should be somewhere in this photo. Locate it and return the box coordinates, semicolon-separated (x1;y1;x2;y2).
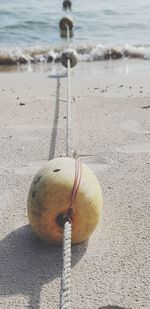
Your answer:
0;60;149;309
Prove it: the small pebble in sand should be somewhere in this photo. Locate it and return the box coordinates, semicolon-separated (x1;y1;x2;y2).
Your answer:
119;84;123;88
129;86;132;89
63;116;66;119
141;105;150;109
19;102;26;106
17;97;19;100
140;90;143;94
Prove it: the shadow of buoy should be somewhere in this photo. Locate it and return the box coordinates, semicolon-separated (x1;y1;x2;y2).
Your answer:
98;305;130;309
0;225;88;308
48;73;67;79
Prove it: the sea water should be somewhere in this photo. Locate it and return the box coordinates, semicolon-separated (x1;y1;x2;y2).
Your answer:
0;0;150;64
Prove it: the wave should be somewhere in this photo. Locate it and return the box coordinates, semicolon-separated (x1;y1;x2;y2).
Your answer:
0;43;150;66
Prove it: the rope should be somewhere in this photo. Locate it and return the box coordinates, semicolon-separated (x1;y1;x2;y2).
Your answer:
66;24;72;157
60;20;72;309
60;158;82;309
66;23;70;48
60;221;72;309
60;17;82;309
66;58;71;157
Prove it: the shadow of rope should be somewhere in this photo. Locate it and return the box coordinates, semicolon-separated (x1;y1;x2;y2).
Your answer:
98;306;129;309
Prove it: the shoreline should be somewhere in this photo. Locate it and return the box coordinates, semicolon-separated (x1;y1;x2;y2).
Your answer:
0;59;150;99
0;61;149;309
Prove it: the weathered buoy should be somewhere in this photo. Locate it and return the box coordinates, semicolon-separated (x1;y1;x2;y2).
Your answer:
59;16;74;31
61;49;78;68
27;157;102;245
63;0;72;10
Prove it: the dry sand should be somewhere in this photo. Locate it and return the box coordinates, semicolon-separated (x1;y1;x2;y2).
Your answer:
0;60;149;309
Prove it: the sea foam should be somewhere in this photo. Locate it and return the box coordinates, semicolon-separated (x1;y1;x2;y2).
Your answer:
0;44;150;66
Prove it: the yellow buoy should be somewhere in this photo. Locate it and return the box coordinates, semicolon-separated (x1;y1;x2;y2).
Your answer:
27;157;102;245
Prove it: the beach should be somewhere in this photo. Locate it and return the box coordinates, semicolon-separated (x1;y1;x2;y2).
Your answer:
0;60;149;309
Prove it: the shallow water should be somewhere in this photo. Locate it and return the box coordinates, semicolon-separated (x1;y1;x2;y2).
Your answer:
0;0;150;46
0;0;150;65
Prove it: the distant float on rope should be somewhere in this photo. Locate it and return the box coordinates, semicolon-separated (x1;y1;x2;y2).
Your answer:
63;0;72;10
59;16;73;31
59;16;74;38
61;48;78;68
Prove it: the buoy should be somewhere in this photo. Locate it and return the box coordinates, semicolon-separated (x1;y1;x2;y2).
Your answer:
59;16;74;31
27;157;102;245
61;49;78;68
63;0;72;10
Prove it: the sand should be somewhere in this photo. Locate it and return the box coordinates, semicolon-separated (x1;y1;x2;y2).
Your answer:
0;60;149;309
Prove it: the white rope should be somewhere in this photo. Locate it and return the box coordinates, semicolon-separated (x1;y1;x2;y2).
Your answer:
66;58;71;157
66;23;70;48
60;221;72;309
66;24;72;157
60;22;72;309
